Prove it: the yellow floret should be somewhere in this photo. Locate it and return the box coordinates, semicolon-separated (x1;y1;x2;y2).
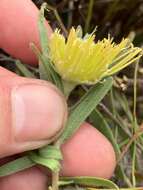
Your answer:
49;27;142;84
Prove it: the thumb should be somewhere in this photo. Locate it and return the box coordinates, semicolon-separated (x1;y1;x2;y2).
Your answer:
0;67;67;158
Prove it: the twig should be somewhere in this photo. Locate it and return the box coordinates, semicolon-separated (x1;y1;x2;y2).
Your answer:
84;0;94;33
117;124;143;163
46;3;68;36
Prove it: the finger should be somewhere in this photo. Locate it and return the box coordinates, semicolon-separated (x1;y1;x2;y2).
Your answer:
0;122;115;190
61;122;116;179
0;67;67;158
0;66;17;77
0;0;52;65
0;121;115;190
0;167;48;190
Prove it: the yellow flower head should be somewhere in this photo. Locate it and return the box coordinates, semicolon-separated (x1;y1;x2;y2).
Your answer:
49;27;142;84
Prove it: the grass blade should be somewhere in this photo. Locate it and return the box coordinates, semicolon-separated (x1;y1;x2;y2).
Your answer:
58;77;113;144
60;176;119;189
15;60;36;78
0;156;35;177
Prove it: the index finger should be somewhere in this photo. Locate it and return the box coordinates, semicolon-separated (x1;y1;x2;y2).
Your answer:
0;0;52;65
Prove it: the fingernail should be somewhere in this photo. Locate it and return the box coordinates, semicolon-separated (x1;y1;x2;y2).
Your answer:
11;83;66;142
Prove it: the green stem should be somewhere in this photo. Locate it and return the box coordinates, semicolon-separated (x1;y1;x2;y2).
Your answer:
63;81;77;98
131;61;139;187
51;142;61;190
84;0;94;33
46;3;68;36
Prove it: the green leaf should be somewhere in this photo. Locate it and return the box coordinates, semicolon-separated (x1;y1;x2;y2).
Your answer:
0;145;62;177
38;3;49;55
58;77;113;144
30;43;51;80
0;156;35;177
58;180;74;186
39;56;63;91
31;43;63;91
39;58;51;81
39;145;63;160
34;4;64;91
28;151;60;172
60;176;119;189
114;91;133;123
89;109;132;187
15;60;36;78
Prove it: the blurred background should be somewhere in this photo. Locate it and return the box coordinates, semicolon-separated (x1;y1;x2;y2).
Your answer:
33;0;143;42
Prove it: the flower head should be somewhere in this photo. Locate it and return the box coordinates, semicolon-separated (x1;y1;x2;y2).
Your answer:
49;27;142;84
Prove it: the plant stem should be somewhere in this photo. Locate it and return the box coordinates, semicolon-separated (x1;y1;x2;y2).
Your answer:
131;60;139;187
84;0;94;33
52;171;59;190
63;81;77;99
46;3;68;36
51;142;61;190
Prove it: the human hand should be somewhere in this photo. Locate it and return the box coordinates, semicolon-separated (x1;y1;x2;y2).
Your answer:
0;1;116;189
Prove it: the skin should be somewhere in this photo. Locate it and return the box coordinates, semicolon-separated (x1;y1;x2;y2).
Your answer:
0;0;52;65
0;0;116;189
61;123;116;179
